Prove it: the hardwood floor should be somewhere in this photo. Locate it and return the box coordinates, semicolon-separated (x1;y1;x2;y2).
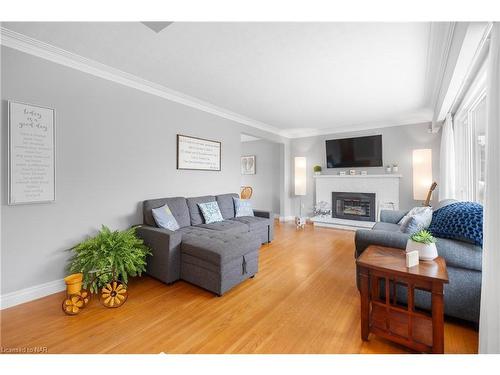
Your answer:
0;222;478;354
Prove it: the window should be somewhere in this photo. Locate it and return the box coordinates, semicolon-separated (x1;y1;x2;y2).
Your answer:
454;66;487;203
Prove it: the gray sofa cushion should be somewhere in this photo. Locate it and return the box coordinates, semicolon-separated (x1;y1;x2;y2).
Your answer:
186;195;216;225
196;220;249;234
230;216;271;231
216;193;239;219
372;222;401;232
181;231;259;265
143;197;191;228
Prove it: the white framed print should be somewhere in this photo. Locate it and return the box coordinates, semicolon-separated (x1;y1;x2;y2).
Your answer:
241;155;256;175
8;101;56;205
177;134;221;171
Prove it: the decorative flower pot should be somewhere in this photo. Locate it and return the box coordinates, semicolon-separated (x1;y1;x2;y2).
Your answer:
314;171;321;176
64;273;83;295
405;239;438;260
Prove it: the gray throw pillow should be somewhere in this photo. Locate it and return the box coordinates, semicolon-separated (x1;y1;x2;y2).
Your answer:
399;206;433;234
152;204;180;231
233;197;254;217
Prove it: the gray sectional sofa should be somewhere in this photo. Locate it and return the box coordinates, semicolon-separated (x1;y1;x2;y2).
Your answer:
355;208;482;324
136;193;274;296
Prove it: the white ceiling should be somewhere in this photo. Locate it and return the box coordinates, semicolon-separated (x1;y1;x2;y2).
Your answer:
2;22;435;137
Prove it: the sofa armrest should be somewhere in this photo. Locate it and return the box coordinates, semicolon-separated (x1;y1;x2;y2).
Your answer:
354;229;409;258
253;209;271;219
135;225;183;284
380;209;408;224
253;210;274;242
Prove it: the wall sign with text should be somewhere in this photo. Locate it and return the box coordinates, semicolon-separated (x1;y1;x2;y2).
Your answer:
8;101;56;205
177;134;221;171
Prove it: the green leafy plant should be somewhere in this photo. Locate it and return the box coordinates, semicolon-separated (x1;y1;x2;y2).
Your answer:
313;165;322;172
410;229;436;245
68;226;151;293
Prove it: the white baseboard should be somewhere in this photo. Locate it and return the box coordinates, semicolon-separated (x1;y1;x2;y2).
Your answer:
279;216;296;222
0;279;65;310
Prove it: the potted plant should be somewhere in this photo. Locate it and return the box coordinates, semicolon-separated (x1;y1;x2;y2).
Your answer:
392;163;399;173
68;226;151;298
313;165;322;175
406;229;438;260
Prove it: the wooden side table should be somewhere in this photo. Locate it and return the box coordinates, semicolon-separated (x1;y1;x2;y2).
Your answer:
356;245;449;353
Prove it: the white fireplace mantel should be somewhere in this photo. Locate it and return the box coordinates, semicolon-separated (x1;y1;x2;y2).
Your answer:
312;174;402;230
313;174;402;179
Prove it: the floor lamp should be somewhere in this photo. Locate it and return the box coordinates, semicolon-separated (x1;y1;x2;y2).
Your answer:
295;157;307;229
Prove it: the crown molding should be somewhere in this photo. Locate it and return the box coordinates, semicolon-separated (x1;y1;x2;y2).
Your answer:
281;109;433;138
0;27;284;137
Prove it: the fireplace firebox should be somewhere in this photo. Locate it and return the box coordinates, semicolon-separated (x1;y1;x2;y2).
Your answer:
331;192;376;222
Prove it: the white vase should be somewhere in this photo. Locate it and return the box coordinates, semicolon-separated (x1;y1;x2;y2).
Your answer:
314;171;321;176
405;239;438;260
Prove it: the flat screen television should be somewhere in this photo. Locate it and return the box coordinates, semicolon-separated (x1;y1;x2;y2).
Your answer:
326;135;383;168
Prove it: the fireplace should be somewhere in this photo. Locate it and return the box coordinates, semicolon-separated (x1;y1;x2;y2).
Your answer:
331;192;376;222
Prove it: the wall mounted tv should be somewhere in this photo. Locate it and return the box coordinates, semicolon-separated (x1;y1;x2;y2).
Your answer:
326;135;383;168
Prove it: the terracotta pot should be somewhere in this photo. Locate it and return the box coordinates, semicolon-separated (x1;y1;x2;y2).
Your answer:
64;273;83;295
405;239;438;260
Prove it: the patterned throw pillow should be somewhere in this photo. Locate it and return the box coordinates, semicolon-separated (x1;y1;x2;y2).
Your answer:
234;197;254;217
428;202;483;246
198;201;224;224
151;204;180;231
399;206;433;234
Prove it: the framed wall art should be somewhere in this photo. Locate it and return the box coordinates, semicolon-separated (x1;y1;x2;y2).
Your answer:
177;134;221;171
8;101;56;205
241;155;256;175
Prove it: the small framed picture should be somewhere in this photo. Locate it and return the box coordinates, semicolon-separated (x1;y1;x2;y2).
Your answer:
241;155;256;175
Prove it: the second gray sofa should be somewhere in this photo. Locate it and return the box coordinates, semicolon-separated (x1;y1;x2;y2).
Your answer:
136;193;274;295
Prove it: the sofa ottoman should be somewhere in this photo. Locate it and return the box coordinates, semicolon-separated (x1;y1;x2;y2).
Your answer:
180;231;260;296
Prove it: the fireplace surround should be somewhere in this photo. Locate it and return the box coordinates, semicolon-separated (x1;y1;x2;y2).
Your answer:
331;192;376;222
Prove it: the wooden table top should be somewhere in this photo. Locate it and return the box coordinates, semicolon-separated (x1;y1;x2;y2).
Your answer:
356;245;449;283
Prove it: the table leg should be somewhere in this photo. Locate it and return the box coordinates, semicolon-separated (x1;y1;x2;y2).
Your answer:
360;268;370;341
431;282;444;354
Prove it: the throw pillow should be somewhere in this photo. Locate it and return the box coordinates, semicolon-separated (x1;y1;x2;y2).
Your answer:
398;206;432;225
428;202;483;246
198;201;224;224
399;206;433;234
151;204;180;231
234;197;254;217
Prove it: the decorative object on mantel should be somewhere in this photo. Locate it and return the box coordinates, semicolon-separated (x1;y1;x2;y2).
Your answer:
361;171;368;176
177;134;221;171
313;165;322;176
241;155;256;175
294;157;307;229
8;101;56;205
385;165;392;173
240;186;253;199
392;163;399;173
339;171;346;176
349;169;356;176
406;229;438;260
64;226;151;315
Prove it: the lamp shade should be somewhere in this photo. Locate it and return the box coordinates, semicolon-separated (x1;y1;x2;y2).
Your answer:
412;149;432;200
294;157;307;196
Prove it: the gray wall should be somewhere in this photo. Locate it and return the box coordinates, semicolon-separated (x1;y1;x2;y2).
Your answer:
0;46;284;295
241;140;281;214
290;123;442;215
